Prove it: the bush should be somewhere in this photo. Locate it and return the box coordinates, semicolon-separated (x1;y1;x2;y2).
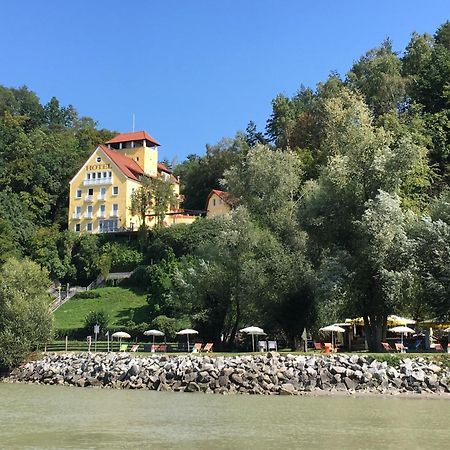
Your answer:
74;290;100;299
0;258;53;371
84;310;109;336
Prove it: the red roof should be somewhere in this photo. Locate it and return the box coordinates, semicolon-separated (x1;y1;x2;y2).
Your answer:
210;189;232;204
99;145;144;181
105;131;160;147
206;190;234;211
157;162;172;174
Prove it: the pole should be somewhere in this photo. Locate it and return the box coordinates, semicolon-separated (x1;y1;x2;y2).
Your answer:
187;334;190;352
65;336;68;352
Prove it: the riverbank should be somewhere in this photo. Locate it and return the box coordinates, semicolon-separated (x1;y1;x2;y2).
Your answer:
3;352;450;396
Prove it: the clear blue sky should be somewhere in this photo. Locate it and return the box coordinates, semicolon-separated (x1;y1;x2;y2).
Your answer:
1;1;449;163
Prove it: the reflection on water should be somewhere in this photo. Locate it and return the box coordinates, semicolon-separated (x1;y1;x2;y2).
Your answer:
0;383;448;449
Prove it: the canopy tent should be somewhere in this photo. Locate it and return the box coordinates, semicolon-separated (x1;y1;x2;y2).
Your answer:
345;315;416;327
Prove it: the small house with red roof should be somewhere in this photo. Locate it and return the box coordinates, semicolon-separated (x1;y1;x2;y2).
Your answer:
206;189;233;217
68;131;196;233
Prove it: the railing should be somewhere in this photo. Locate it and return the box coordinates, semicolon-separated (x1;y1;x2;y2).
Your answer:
84;195;94;203
83;178;113;186
84;212;93;219
97;212;105;218
97;194;106;201
72;213;81;219
110;211;119;217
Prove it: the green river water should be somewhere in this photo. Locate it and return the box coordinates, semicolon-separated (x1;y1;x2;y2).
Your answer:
0;383;449;449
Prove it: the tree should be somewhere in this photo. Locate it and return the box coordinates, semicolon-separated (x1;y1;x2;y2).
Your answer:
130;176;177;229
347;39;407;116
300;88;428;351
0;258;53;370
173;136;247;210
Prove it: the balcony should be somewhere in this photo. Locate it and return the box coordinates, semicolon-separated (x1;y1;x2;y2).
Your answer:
72;213;81;220
97;194;106;201
84;212;93;219
84;195;94;203
83;177;113;186
97;211;106;218
110;211;119;217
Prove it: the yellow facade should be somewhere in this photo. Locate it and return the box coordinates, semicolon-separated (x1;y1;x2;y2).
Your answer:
206;191;232;217
68;133;195;234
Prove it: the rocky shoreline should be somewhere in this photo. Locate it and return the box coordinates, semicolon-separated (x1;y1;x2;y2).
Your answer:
3;352;450;396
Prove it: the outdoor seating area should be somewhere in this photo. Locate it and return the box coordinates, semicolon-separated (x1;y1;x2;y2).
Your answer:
78;318;449;355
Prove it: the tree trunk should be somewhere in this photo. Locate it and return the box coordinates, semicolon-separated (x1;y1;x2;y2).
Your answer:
363;314;386;352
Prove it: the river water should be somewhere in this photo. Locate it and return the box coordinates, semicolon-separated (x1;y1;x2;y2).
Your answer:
0;383;449;449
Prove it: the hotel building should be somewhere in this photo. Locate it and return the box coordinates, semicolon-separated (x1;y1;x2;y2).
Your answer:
68;131;195;233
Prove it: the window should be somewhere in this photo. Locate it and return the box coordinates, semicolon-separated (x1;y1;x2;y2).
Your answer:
213;199;216;206
92;173;96;179
75;224;80;232
108;171;112;177
100;204;105;213
96;156;102;163
97;172;102;179
100;187;106;198
87;205;93;213
76;189;82;198
86;223;93;232
88;188;94;196
103;171;108;178
113;186;119;195
113;203;118;211
76;206;81;214
87;173;91;180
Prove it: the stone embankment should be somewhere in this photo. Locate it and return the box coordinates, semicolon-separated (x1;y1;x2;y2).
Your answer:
4;352;450;396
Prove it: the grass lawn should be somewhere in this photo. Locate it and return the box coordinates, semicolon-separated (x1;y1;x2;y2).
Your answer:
53;286;150;330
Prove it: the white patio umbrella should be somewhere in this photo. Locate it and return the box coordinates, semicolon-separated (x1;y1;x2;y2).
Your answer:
176;329;198;351
144;329;165;348
319;325;346;350
389;325;415;348
111;331;131;349
240;326;266;352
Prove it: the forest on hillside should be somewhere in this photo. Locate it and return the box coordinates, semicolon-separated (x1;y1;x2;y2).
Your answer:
1;21;450;358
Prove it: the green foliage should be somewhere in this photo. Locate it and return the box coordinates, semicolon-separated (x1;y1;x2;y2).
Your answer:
74;291;100;299
0;258;53;370
53;287;149;331
151;315;185;340
84;310;109;335
174;136;247;210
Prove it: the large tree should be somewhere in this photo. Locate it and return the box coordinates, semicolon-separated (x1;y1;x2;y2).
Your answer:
0;258;53;370
300;88;428;351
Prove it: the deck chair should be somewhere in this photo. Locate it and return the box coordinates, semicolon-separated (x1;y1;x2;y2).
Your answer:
130;344;139;352
381;342;395;352
433;343;443;352
313;342;323;351
119;343;128;352
267;340;278;351
258;341;267;352
203;343;213;353
395;343;407;353
192;342;203;353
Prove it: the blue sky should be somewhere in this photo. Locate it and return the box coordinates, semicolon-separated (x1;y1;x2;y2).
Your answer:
1;1;449;163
